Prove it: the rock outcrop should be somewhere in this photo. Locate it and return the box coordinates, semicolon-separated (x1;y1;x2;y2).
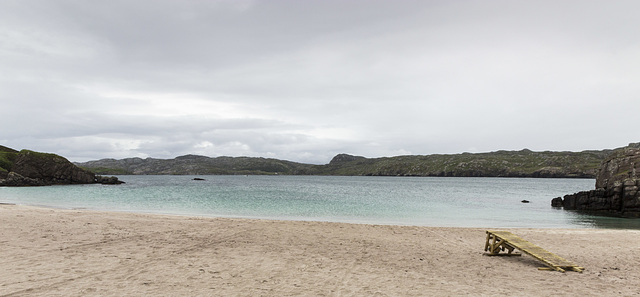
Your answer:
0;148;123;186
595;143;640;189
1;171;47;186
95;175;125;185
552;144;640;217
11;150;96;184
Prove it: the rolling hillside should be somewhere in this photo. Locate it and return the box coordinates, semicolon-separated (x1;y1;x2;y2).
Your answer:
73;145;640;178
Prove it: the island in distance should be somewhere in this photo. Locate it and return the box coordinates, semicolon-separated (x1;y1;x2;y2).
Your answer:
75;143;640;177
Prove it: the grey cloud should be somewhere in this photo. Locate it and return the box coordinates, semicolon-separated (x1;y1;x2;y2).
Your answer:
1;0;639;164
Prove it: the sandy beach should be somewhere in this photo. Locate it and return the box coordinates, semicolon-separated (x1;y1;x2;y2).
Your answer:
1;204;639;296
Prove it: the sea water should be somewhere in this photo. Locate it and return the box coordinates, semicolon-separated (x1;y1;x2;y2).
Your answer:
2;175;639;229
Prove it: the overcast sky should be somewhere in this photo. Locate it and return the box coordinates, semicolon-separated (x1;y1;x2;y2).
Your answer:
1;0;638;164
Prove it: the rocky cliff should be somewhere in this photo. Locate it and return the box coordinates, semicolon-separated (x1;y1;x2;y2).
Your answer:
552;143;640;217
0;147;123;186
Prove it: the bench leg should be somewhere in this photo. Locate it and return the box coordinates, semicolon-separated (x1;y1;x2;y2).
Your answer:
484;233;521;256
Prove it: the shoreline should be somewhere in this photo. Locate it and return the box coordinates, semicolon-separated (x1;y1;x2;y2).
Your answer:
5;199;640;230
2;204;640;296
0;201;610;230
0;176;605;229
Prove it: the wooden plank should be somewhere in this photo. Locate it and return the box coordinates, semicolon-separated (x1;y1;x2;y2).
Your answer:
485;230;583;273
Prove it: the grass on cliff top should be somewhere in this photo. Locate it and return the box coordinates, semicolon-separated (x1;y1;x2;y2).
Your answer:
1;150;73;173
0;145;19;172
18;149;70;163
0;151;17;172
0;145;18;153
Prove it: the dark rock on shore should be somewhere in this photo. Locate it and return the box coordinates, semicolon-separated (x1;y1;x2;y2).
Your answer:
0;147;123;186
1;172;47;186
552;143;640;218
95;175;125;185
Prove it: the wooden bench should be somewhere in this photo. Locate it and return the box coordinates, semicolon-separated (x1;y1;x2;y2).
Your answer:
484;230;584;273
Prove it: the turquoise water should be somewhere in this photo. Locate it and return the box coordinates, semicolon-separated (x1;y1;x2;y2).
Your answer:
2;175;640;229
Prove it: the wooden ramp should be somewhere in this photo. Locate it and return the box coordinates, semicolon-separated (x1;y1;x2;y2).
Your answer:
484;230;584;273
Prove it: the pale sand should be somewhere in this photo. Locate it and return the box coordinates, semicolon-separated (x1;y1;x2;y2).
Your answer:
1;205;639;296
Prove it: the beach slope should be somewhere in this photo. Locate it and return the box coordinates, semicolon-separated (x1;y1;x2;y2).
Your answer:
1;205;639;296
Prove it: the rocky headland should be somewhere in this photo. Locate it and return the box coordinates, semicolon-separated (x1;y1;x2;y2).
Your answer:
552;143;640;217
0;145;123;186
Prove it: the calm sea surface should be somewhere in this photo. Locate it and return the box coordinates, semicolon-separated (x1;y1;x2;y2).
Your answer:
2;175;640;229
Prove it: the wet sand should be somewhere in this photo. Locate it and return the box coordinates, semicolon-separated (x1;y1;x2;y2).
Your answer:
1;204;639;296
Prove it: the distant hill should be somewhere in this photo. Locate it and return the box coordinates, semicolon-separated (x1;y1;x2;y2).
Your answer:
315;149;609;178
77;155;315;175
75;144;640;178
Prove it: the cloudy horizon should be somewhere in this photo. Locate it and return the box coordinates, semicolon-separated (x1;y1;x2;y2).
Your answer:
1;0;638;164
